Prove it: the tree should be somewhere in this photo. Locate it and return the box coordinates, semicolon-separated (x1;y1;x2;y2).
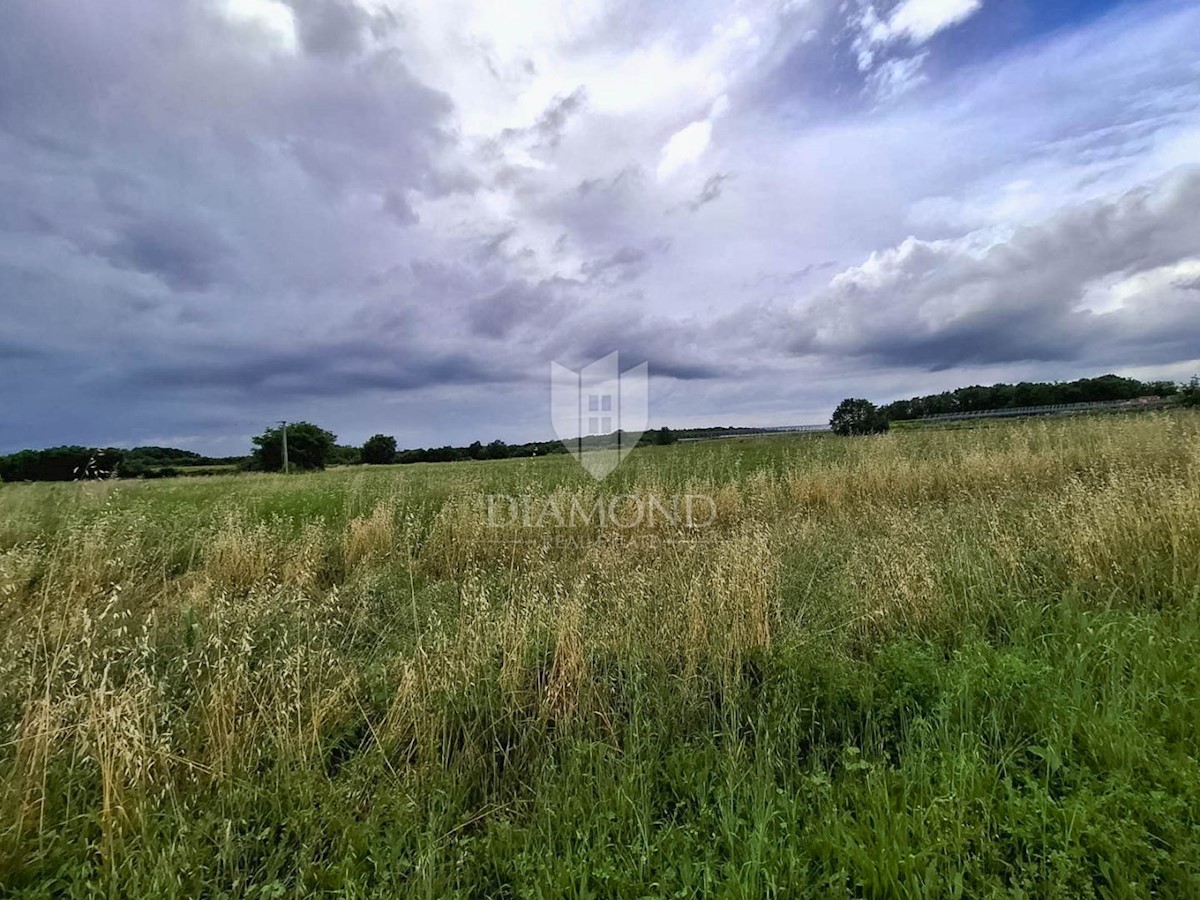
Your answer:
1180;376;1200;408
361;434;397;465
653;426;677;445
830;398;888;436
251;422;336;472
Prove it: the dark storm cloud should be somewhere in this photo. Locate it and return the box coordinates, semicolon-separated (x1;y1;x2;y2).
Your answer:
0;338;44;361
407;255;731;383
100;215;232;291
124;338;508;399
467;281;569;339
0;0;467;452
853;310;1086;371
0;0;457;253
547;306;727;382
577;330;725;382
639;357;724;381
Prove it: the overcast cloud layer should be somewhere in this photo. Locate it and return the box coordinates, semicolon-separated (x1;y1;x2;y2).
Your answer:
2;0;1199;453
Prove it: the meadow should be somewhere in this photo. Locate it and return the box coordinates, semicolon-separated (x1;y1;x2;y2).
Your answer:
2;412;1199;897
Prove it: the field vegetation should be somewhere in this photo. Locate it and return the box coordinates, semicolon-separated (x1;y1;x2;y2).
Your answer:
2;413;1199;896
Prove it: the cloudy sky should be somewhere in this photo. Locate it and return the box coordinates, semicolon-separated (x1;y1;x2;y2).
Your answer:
2;0;1199;454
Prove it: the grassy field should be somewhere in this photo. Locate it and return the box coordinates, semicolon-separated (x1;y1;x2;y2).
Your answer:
2;413;1199;896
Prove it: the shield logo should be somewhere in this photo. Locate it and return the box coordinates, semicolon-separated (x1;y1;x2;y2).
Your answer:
550;352;648;480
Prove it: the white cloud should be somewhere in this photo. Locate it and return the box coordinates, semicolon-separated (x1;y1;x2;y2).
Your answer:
866;52;929;100
220;0;298;51
886;0;983;43
1076;258;1200;316
789;168;1200;367
853;0;983;97
657;120;713;180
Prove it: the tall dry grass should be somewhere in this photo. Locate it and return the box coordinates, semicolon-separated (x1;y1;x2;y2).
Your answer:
1;411;1199;894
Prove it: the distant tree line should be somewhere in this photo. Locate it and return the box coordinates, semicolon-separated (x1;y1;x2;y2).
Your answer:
7;372;1192;481
878;374;1177;421
0;425;682;482
387;431;671;465
246;426;681;471
830;373;1189;437
361;426;678;468
0;446;244;482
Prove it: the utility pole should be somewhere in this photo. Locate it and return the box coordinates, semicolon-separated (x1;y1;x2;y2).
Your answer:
278;420;289;475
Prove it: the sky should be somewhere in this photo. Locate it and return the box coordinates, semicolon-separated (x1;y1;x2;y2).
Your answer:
2;0;1199;454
